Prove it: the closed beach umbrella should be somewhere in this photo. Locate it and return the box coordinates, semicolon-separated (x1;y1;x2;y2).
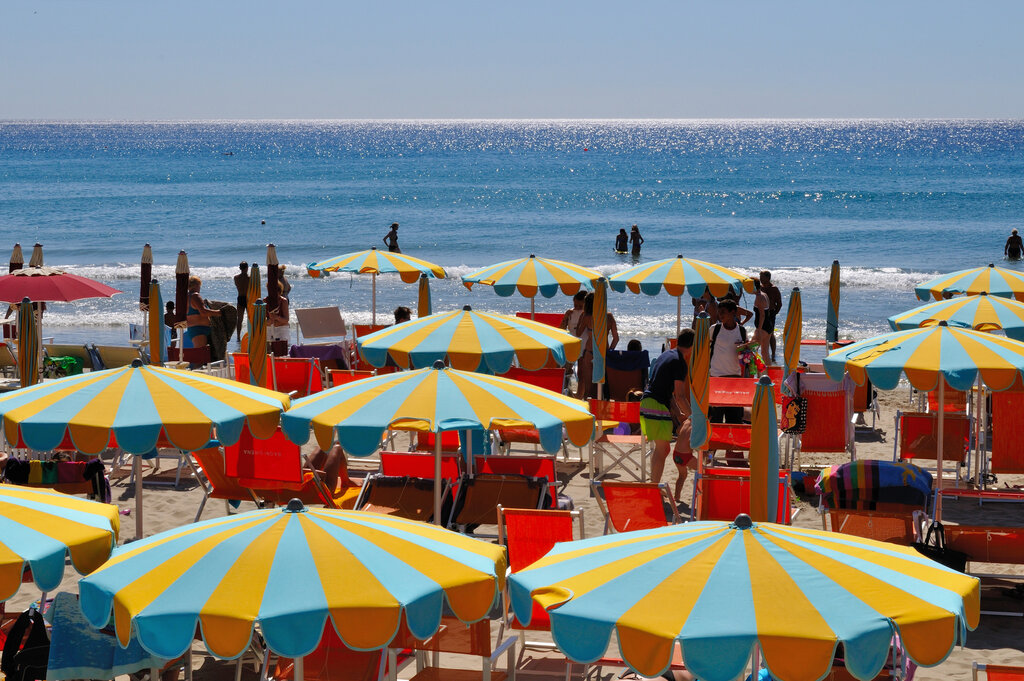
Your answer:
826;260;840;345
608;255;754;335
9;243;23;273
79;505;505;666
249;299;268;386
417;273;432;318
749;375;780;523
174;251;189;325
509;517;979;681
357;306;581;373
0;361;289;537
888;292;1024;341
783;287;802;383
823;323;1024;519
28;243;43;268
283;361;594;522
0;486;119;601
147;280;165;366
915;263;1024;302
16;297;39;388
689;312;711;451
308;247;446;326
0;267;121;304
592;277;608;390
247;262;261;328
139;243;152;310
462;255;600;318
266;243;281;314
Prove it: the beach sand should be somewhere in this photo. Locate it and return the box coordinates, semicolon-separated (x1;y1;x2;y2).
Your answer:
6;389;1022;680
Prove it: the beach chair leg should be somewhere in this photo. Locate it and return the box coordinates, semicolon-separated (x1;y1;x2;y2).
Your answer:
194;494;208;523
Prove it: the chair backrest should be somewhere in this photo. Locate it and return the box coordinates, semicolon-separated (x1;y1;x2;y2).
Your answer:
415;430;463;453
828;509;917;545
515;311;564;328
588;399;641;425
167;345;212;366
0;342;16;368
708;377;758;407
926;382;969;412
475;455;557;508
224;427;304;488
353;324;389;338
357;474;439;522
944;525;1024;564
851;377;875;413
765;366;784;404
990;389;1024;474
231;352;274;389
499;367;565;394
271;356;323;397
897;411;970;462
708;423;752;451
294;307;347;340
274;621;385;681
605;366;643;402
694;467;791;524
380;451;462;480
192;447;255;501
800;388;852;453
395;616;496;657
328;369;375;387
596;481;676;532
978;666;1024;681
44;344;92;367
498;507;578;571
449;474;547;528
94;345;142;369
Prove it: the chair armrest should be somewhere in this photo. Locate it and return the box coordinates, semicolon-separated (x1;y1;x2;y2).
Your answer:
490;632;517;662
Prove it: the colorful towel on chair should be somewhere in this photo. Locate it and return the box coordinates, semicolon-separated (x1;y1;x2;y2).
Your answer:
815;460;932;510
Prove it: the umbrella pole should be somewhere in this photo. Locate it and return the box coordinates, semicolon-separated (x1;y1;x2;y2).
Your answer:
434;435;443;526
530;297;535;321
134;455;143;539
676;296;681;337
371;273;377;327
974;374;982;488
294;656;303;681
936;380;945;521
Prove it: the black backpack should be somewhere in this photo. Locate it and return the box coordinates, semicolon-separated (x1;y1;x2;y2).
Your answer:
1;609;49;681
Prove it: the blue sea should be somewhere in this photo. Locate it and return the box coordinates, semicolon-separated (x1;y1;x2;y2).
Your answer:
1;119;1023;354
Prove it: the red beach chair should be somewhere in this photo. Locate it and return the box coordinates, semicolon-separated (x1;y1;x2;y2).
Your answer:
592;480;680;534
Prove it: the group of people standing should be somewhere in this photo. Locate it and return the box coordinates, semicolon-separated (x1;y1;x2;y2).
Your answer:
614;225;645;255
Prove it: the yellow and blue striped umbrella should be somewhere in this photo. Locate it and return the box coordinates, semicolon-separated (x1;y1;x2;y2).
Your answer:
283;362;593;456
78;504;505;660
246;263;261;330
462;255;600;299
357;306;581;373
0;362;290;455
888;292;1024;341
417;273;432;318
249;299;268;386
307;248;446;282
592;278;608;387
16;297;39;388
509;518;979;681
0;486;119;601
749;376;779;523
826;260;840;345
609;255;754;298
783;287;802;383
915;263;1024;302
147;280;166;366
689;313;711;451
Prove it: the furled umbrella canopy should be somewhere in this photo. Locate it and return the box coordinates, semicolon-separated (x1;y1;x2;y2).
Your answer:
174;251;189;325
748;375;780;523
9;243;23;273
689;313;711;451
783;287;802;383
826;260;840;345
28;243;43;268
592;277;608;389
140;244;152;309
16;297;39;388
148;280;165;366
249;300;268;387
417;273;431;318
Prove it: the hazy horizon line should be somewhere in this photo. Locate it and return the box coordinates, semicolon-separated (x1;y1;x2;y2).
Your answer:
3;116;1023;125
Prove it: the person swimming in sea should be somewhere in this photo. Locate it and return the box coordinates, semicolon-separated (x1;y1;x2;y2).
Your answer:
615;228;628;253
630;224;644;256
1006;229;1023;260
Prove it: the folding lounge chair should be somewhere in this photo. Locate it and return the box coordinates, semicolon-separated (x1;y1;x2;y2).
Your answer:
793;372;856;469
191;446;261;522
893;410;971;483
975;663;1024;681
270;356;323;397
389;615;517;681
706;376;757;463
588;399;648;481
827;509;921;545
350;324;389;370
354;474;447;522
231;352;274;389
294;306;348;344
605;349;650;402
415;430;463;454
328;369;374;387
514;311;563;327
0;342;17;377
593;480;680;534
474;455;566;509
498;367;565;394
926;383;969;413
224;427;361;509
691;464;793;525
496;505;584;671
273;620;413;681
93;345;143;369
447;473;547;535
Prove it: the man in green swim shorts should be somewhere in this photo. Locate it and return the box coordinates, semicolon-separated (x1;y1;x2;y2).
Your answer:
640;329;695;501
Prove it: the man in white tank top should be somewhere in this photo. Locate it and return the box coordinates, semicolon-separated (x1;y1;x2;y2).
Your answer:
708;299;747;465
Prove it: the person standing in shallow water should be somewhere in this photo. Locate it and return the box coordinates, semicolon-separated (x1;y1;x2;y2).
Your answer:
1006;229;1023;260
630;224;644;256
615;228;629;253
383;223;401;253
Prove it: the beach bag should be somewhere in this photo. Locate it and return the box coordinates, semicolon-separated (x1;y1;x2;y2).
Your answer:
780;395;807;433
913;522;967;572
1;609;49;681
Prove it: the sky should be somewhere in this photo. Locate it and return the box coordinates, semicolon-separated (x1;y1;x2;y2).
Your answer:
2;1;1023;120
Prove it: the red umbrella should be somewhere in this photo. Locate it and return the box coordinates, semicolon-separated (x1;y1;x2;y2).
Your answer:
0;267;121;303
